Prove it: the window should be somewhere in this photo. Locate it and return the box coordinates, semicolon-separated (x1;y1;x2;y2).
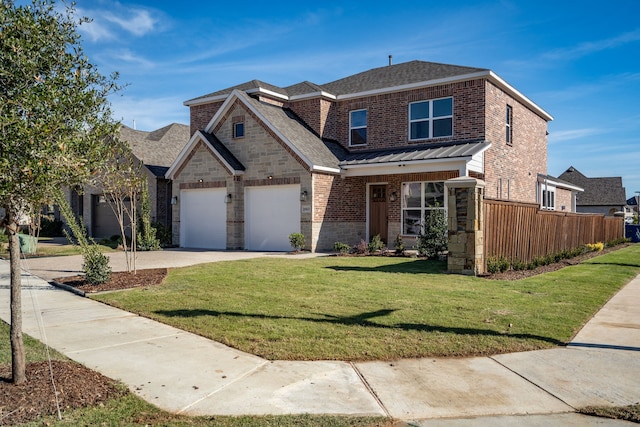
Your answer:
506;105;513;145
541;188;555;210
349;109;367;146
401;181;446;235
233;122;244;138
409;97;453;140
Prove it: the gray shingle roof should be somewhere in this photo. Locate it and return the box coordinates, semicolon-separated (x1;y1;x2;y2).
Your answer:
186;60;488;104
558;166;626;206
121;123;190;177
237;91;341;171
321;61;487;95
199;131;245;172
339;140;489;167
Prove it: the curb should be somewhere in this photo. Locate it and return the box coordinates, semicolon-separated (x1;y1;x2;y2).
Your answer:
49;280;86;297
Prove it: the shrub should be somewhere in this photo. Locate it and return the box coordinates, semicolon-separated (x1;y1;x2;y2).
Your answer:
136;184;161;251
586;242;604;252
288;232;306;252
38;216;64;237
417;208;448;259
333;241;351;255
487;255;510;274
353;239;368;254
393;234;406;255
511;258;527;271
153;222;173;247
82;244;112;285
367;234;385;253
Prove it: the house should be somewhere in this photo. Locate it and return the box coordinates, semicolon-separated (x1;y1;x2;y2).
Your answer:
558;166;626;216
166;60;569;252
68;123;190;238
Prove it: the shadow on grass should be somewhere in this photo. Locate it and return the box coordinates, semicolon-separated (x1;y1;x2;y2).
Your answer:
155;307;563;345
325;259;446;274
582;261;640;268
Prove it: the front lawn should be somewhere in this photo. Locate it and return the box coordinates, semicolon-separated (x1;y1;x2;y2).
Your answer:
93;244;640;361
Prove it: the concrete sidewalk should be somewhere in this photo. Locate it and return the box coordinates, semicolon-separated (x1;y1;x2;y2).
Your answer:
1;253;639;425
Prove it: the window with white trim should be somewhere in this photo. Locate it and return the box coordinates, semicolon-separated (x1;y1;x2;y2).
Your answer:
349;109;367;146
401;181;446;235
409;97;453;140
541;188;555;210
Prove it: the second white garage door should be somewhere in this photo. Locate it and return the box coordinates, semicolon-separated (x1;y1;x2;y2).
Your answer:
180;188;226;249
245;185;300;251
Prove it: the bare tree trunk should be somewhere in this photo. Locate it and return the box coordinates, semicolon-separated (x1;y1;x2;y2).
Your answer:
7;217;26;384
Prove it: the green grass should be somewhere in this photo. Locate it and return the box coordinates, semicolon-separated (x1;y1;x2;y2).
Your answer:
0;239;117;258
93;244;640;361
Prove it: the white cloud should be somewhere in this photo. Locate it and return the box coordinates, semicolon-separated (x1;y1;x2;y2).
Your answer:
76;4;163;42
103;9;157;37
542;29;640;61
549;128;602;143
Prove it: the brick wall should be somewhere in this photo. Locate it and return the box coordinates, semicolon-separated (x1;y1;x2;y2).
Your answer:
483;81;548;203
316;80;486;151
189;101;224;135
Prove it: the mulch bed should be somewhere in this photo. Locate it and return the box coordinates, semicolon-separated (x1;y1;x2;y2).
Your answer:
0;361;126;425
54;268;168;293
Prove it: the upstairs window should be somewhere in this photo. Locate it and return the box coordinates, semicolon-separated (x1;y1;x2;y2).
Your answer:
349;109;367;146
233;122;244;139
409;97;453;140
506;105;513;145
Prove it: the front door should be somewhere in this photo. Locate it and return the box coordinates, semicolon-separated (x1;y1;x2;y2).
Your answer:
369;185;388;243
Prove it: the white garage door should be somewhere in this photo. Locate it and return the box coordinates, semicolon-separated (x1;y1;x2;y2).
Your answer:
245;185;300;251
180;188;226;249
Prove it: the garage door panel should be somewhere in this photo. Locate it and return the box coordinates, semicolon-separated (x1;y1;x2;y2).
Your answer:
180;188;226;249
245;185;300;251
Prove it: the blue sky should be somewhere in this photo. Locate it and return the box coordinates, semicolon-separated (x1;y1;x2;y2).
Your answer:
60;0;640;197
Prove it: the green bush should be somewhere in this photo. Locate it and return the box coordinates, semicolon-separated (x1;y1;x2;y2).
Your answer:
333;241;351;255
367;234;385;253
38;216;64;237
82;244;112;285
152;222;173;247
487;255;510;274
393;234;406;255
417;208;448;259
288;232;306;252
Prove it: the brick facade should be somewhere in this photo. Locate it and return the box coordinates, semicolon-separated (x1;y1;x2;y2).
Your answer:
177;63;552;252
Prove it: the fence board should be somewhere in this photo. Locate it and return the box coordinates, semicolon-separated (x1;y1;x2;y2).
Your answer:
483;199;624;263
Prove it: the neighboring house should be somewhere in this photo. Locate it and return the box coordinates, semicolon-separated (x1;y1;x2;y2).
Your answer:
625;196;638;222
69;123;190;238
166;60;568;252
558;166;626;216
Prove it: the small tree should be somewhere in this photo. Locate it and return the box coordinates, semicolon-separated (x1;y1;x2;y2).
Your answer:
136;179;160;251
0;0;120;383
417;207;448;259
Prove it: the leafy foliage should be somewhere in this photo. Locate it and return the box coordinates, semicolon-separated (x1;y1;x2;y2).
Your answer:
288;232;306;252
136;181;161;251
417;208;448;258
333;241;351;255
367;234;385;253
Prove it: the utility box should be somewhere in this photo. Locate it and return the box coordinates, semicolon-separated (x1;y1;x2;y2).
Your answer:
18;233;37;254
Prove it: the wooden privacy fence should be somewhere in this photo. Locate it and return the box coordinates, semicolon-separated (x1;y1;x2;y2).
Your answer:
483;199;624;263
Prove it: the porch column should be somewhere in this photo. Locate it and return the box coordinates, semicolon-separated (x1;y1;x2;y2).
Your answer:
445;177;486;276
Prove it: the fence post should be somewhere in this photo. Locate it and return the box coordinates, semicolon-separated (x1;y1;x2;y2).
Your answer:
445;177;486;275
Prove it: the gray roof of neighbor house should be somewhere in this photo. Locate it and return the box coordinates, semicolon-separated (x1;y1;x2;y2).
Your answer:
185;60;488;103
120;123;190;177
558;166;626;206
